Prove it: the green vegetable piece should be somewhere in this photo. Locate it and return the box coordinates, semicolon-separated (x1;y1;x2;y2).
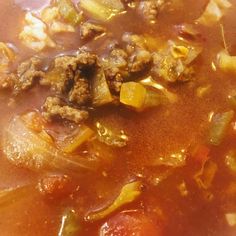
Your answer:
208;110;234;145
85;181;142;222
57;0;82;25
80;0;124;21
96;122;128;147
225;150;236;173
218;50;236;74
92;69;113;107
140;76;178;104
58;209;81;236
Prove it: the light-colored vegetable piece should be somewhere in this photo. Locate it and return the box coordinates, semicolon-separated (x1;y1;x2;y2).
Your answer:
63;126;94;153
152;42;202;83
92;69;113;106
80;0;124;21
41;7;75;34
19;12;56;51
208;110;234;145
217;50;236;74
140;76;178;103
171;45;189;59
85;181;142;221
58;209;81;236
57;0;83;25
194;160;218;190
225;150;236;173
225;213;236;226
196;0;232;26
0;185;33;207
96;122;128;147
3;116;97;173
0;42;15;73
120;82;147;109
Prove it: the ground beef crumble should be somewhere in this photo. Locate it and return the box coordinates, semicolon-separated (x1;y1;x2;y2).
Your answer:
43;96;89;124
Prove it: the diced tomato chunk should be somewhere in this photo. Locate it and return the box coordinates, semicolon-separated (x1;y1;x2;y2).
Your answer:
99;211;163;236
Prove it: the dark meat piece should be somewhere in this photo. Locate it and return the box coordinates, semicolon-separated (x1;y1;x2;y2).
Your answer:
68;74;91;105
122;33;152;73
128;48;152;73
103;49;129;93
80;22;106;40
139;0;164;24
40;66;72;94
15;57;45;93
54;52;97;71
43;97;89;123
40;51;97;101
152;52;185;82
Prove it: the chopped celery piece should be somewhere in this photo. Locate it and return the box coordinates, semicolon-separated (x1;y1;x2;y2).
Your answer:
3;116;97;173
143;90;162;109
140;76;178;103
225;213;236;226
171;45;189;59
63;126;94;153
120;82;147;109
225;150;236;173
58;209;81;236
85;181;142;221
92;69;113;106
57;0;82;25
208;110;234;145
96;122;128;147
217;50;236;74
80;0;124;21
194;160;218;190
197;0;232;26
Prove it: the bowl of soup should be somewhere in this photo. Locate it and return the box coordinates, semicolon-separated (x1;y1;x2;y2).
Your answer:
0;0;236;235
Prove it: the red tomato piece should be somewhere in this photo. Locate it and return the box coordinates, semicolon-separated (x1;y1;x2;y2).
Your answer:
99;211;163;236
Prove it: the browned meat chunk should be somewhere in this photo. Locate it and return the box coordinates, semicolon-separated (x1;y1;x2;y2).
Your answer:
68;75;91;105
128;48;152;73
40;66;71;94
103;49;129;93
80;22;105;40
54;52;97;71
15;57;45;93
139;0;164;24
43;97;89;123
40;51;97;100
123;33;152;73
